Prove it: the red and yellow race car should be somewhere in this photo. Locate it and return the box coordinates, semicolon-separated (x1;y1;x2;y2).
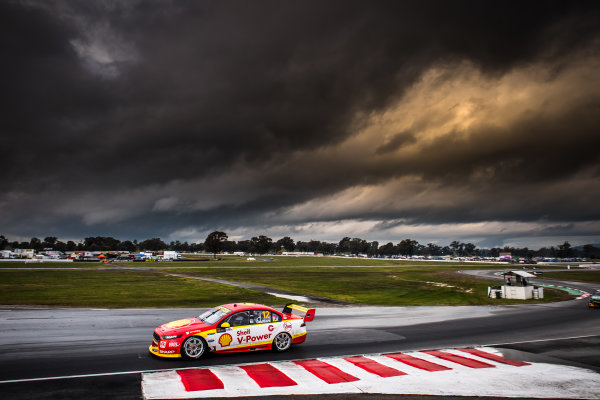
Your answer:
149;303;315;359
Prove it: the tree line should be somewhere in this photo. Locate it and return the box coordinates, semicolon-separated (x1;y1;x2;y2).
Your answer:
1;233;598;259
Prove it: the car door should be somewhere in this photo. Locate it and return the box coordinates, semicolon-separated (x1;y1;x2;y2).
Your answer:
214;309;283;351
240;309;281;347
214;310;251;351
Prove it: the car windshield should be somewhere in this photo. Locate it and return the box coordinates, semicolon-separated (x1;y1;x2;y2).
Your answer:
198;306;231;325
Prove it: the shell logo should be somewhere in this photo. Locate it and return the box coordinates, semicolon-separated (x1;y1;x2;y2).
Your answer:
219;333;233;347
165;319;193;329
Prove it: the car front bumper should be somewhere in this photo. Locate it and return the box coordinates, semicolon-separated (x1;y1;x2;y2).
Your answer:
149;344;182;358
150;330;183;358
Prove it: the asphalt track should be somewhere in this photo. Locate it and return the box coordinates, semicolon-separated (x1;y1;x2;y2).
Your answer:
0;273;599;399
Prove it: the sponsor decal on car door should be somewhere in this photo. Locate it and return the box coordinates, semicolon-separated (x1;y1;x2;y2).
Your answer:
215;310;281;350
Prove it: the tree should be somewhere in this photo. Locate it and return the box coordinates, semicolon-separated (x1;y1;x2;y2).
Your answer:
30;237;42;250
296;241;309;252
204;231;228;258
464;243;477;256
367;241;379;257
307;240;322;253
397;239;419;256
221;240;236;253
276;236;295;252
583;244;599;259
43;237;58;246
138;238;167;251
557;241;573;259
83;236;121;251
425;243;442;256
337;237;351;253
318;242;337;255
54;241;67;252
348;238;369;255
0;235;8;250
190;241;206;253
119;240;137;252
450;240;465;256
250;235;273;254
236;240;251;253
378;242;395;256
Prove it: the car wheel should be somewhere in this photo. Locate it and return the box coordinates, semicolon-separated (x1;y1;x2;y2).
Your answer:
181;336;207;359
272;332;292;352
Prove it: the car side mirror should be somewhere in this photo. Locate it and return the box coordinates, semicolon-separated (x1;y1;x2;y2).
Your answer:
217;321;230;333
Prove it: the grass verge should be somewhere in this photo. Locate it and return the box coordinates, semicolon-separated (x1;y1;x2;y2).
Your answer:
0;270;281;308
159;266;571;306
0;261;106;268
0;257;575;308
142;256;503;268
539;270;600;283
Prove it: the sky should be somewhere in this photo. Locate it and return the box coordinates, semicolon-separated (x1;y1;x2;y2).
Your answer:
1;0;600;249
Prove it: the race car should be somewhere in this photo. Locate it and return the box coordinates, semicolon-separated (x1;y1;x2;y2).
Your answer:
589;291;600;308
149;303;315;359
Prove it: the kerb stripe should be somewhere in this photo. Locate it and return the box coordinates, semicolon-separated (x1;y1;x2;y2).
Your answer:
240;363;297;388
457;348;530;366
422;350;495;368
344;356;406;377
177;369;224;391
294;359;359;384
384;352;451;371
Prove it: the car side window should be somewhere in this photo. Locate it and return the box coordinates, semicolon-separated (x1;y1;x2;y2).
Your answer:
226;311;250;327
249;309;274;324
272;313;281;322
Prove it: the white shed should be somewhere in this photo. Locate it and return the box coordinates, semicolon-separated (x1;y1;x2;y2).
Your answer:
488;270;543;300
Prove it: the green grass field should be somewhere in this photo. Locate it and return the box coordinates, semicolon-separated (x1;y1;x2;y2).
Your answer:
0;270;280;308
0;261;106;268
0;256;577;307
147;256;502;268
160;265;570;305
539;270;600;283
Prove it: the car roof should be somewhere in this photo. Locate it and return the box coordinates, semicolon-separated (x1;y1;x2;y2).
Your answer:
219;303;278;313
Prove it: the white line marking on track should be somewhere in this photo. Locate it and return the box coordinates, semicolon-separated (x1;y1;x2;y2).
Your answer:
489;333;600;347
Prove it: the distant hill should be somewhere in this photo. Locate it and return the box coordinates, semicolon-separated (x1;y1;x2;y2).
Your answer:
573;244;600;250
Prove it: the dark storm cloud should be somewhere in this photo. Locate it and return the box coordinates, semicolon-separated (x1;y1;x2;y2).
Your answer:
1;0;600;246
375;132;417;155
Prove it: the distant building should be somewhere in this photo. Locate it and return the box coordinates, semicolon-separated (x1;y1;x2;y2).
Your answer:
1;250;13;258
162;251;180;260
13;249;35;259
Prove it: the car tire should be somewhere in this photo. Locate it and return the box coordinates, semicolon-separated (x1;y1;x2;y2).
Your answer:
181;336;207;359
272;332;292;352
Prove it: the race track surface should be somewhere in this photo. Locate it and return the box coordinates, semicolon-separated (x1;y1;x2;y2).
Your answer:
1;273;599;399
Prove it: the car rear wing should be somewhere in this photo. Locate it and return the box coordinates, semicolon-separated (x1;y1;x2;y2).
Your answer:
282;303;315;322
